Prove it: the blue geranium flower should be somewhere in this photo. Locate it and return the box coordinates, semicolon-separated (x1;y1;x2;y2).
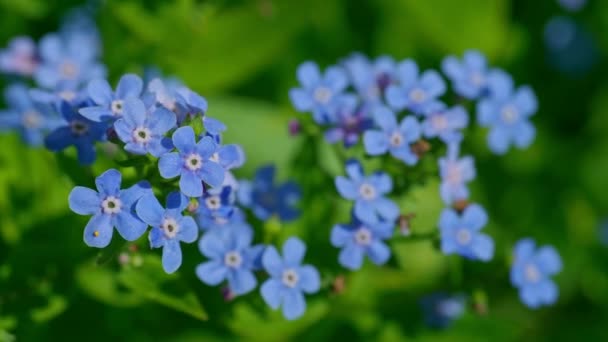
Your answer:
196;223;265;295
194;186;236;230
113;98;176;157
438;204;494;261
322;95;373;147
420;293;466;329
79;74;144;122
238;165;301;222
158;126;225;197
510;238;562;309
335;159;399;224
421;103;469;143
363;106;421;165
0;84;59;146
442;50;491;99
136;191;198;273
477;71;538;154
385;59;445;114
289;61;349;124
330;213;393;270
438;141;476;205
0;36;38;77
44;102;107;165
343;53;396;105
68;169;152;248
34;32;106;89
260;237;320;320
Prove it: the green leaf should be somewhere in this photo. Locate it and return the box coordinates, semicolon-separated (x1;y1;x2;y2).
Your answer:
75;260;144;308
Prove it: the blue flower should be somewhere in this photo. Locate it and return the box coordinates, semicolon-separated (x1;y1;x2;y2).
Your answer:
343;53;396;105
442;50;490;99
260;237;320;320
289;61;349;124
438;142;475;205
68;169;152;248
158;126;225;197
44;102;107;165
113;98;176;157
29;83;89;108
237;165;301;222
510;238;562;309
196;224;264;295
363;106;421;165
322;95;373;147
147;77;182;113
0;84;59;146
194;186;236;230
420;293;466;329
79;74;144;122
0;36;38;77
208;141;245;171
335;159;399;224
136;191;199;273
385;59;445;114
421;103;469;143
330;214;393;270
438;204;494;261
477;71;538;154
34;32;106;89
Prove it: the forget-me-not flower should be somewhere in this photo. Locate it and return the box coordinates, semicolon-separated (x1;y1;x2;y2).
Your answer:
260;237;320;320
79;74;144;122
438;141;476;205
322;95;373;147
136;191;198;273
194;186;236;230
442;50;491;99
385;59;445;114
438;204;494;261
421;102;469;143
420;293;466;329
0;36;38;77
343;53;396;106
510;238;562;309
68;169;152;248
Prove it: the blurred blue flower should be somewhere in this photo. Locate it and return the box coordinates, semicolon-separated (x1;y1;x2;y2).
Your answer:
238;165;301;222
421;103;468;143
0;36;38;77
385;59;445;114
196;223;264;295
511;238;562;309
34;32;106;89
29;82;89;108
289;61;349;124
363;106;421;165
322;95;373;147
44;102;107;165
477;72;538;154
343;53;396;105
439;204;494;261
420;293;466;329
0;84;59;146
194;186;236;230
442;50;490;99
158;126;225;197
136;191;198;273
79;74;144;122
68;169;152;248
335;159;399;224
330;213;393;270
260;237;320;320
114;98;176;157
439;141;476;204
557;0;586;12
544;16;598;76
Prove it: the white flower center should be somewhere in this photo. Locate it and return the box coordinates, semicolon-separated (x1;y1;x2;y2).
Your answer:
111;100;124;115
224;251;243;268
209;152;220;163
359;183;377;200
59;90;76;102
354;227;373;246
70;120;89;136
446;163;462;185
205;195;221;210
132;127;152;144
281;269;299;288
161;217;180;239
389;131;404;147
409;88;427;103
313;86;332;104
524;263;541;283
60;61;78;79
431;114;449;131
22;110;42;128
469;71;485;87
456;228;472;245
501;105;519;124
185;153;203;171
101;196;122;214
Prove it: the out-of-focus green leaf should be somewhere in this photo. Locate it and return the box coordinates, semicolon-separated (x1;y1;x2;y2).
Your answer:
30;295;68;323
0;0;47;18
75;260;144;308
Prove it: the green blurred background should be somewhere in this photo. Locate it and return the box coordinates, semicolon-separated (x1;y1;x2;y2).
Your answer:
1;0;608;341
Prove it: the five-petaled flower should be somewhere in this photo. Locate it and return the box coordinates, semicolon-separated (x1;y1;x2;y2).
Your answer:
194;186;236;230
442;50;491;100
79;73;144;122
385;59;446;114
438;204;494;261
438;141;476;205
343;53;397;106
421;102;469;143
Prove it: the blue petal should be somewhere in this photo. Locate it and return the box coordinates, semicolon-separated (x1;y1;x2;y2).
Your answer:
385;85;407;111
344;159;364;181
463;50;487;69
335;176;358;200
282;289;306;320
289;89;313;112
149;227;165;248
148;107;176;135
228;269;257;295
535;246;562;275
514;86;538;116
399;116;421;142
123;98;146;127
297;61;321;88
196;260;228;285
69;186;100;215
339;244;364;270
374;197;399;222
114;211;147;241
462;204;488;231
172;126;196;152
487;126;511;155
162;239;183;274
44;127;74;151
391;145;418;165
477;100;497;127
367;240;391;265
166;191;188;211
79;106;113;122
260;279;283;309
83;214;113;248
95;169;122;196
370;172;392;194
471;234;494;262
75;143;97;166
395;59;419;86
297;265;320;293
146;138;172;157
262;246;284;277
520;285;541;309
87;79;113;106
513;238;536;262
487;69;513;100
135;194;164;227
180;171;203;197
537;280;559;305
196;135;217;159
116;74;143;99
200;161;225;188
203;117;226;134
363;130;389;155
330;224;352;247
282;237;306;267
355;200;378;224
198;229;228;258
158;152;182;179
438;208;459;230
513;121;535;149
420;70;446;98
441;55;464;80
178;216;198;243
